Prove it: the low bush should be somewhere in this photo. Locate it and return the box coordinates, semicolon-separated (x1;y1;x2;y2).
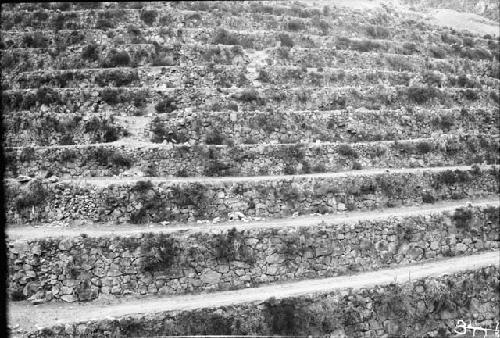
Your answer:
415;141;433;154
407;87;441;104
366;25;390;39
429;46;447;58
102;49;131;68
279;33;294;48
452;207;474;230
286;19;305;31
131;180;154;194
214;228;255;263
22;32;48;48
337;144;359;159
205;130;225;145
140;233;177;272
155;97;177;114
463;89;478;101
14;179;47;212
213;29;240;45
140;9;157;25
81;44;99;61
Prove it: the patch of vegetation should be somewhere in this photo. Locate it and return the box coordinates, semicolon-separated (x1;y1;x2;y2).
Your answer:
431;113;454;132
204;160;233;177
407;87;441;104
264;297;308;335
96;69;139;87
81;44;99;61
214;227;254;263
286;19;305;31
366;25;390;39
22;32;48;48
140;9;157;25
452;207;474;230
14;179;47;212
83;116;123;143
429;45;447;58
101;49;131;68
337;144;359;159
213;29;253;48
236;89;264;105
140;233;178;272
150;117;188;144
155;97;177;114
415;141;433;154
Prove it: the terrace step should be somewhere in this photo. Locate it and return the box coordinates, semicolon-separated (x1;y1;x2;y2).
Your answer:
6;199;499;304
3;86;495;116
3;65;499;91
4;134;499;178
2;27;495;62
147;108;498;145
5;165;499;224
4;44;496;79
8;251;500;336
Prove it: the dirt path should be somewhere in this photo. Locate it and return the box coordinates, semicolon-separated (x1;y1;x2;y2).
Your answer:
7;197;498;241
8;251;499;332
7;164;490;187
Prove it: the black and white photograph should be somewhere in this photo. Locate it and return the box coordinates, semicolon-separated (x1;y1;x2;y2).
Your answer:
1;1;499;337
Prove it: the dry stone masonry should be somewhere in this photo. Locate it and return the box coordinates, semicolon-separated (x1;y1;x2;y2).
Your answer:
3;0;499;336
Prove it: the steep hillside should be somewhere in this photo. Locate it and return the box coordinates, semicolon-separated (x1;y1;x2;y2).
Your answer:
2;1;499;337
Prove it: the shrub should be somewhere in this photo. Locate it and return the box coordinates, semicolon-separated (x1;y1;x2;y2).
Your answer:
337;144;359;159
462;37;474;47
462;47;492;60
15;179;47;212
155;97;177;114
203;161;232;177
214;228;254;263
131;180;153;193
416;141;433;154
22;32;48;48
351;161;363;170
350;39;383;52
286;19;305;31
213;28;240;45
463;89;478;101
312;163;327;173
96;18;114;30
407;87;440;104
150;118;188;144
430;46;447;58
140;9;157;25
453;207;474;230
366;25;390;39
140;233;177;272
103;50;131;67
205;130;225;145
81;44;99;61
238;89;263;104
278;33;294;48
109;152;132;168
422;191;436;204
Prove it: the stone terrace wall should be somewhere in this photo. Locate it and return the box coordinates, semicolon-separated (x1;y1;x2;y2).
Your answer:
149;108;498;144
5;167;499;224
8;205;499;304
4;134;499;178
24;266;499;337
